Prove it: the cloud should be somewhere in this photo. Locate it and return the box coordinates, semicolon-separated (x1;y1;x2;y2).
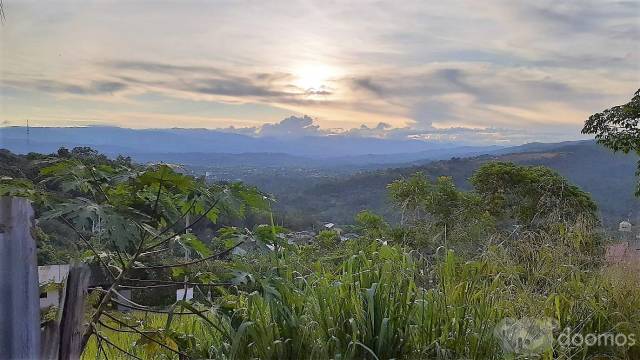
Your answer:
5;79;128;96
342;122;394;138
189;78;285;97
3;60;317;106
350;77;386;96
216;125;259;136
100;60;338;107
217;115;575;146
507;1;639;35
106;61;227;75
258;115;328;138
2;0;637;143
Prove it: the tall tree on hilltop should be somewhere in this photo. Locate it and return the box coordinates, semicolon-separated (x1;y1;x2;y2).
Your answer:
582;89;640;196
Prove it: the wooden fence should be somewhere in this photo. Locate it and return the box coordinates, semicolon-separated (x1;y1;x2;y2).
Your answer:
0;196;89;360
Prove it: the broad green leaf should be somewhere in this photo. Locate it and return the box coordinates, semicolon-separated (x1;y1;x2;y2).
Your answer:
178;233;212;258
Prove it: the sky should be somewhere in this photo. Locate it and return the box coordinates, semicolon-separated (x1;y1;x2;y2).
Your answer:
1;0;639;144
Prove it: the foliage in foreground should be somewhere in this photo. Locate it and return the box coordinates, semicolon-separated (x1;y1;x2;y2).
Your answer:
85;236;639;359
2;146;637;359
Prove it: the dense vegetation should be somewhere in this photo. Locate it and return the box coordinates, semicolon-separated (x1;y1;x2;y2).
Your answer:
83;242;639;359
247;141;639;230
2;145;639;359
0;147;271;264
1;91;639;359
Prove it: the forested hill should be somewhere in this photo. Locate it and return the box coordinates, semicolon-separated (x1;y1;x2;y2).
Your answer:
2;140;636;229
258;141;639;229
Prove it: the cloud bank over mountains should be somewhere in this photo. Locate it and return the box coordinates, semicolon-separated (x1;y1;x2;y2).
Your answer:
217;115;582;145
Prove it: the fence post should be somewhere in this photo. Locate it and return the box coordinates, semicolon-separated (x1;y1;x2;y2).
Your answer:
41;264;90;360
0;196;40;359
58;264;90;360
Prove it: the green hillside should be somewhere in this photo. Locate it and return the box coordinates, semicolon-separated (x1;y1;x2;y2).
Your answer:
257;142;639;228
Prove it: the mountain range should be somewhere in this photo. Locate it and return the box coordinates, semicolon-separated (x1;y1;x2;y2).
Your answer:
0;126;500;161
2;126;637;229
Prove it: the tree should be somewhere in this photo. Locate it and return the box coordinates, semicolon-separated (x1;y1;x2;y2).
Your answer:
69;146;109;164
316;229;340;249
387;173;450;225
470;162;597;227
57;147;70;158
388;173;494;249
2;154;269;356
388;173;476;228
354;210;389;240
582;89;640;196
386;164;598;255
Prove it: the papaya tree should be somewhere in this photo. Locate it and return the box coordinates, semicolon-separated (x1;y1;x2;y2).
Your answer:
2;155;269;357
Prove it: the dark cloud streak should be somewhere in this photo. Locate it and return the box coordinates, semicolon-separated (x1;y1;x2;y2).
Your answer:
5;79;128;95
103;60;335;105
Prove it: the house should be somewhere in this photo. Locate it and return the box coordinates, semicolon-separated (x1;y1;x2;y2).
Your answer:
39;263;133;311
619;220;632;232
321;222;343;236
618;220;640;251
607;221;640;264
38;264;70;310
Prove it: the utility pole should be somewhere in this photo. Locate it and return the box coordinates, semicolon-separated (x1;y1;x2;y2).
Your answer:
26;119;30;148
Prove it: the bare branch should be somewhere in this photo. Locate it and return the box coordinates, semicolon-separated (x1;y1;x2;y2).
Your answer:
59;215;116;280
142;195;224;253
118;282;231;290
109;298;198;315
97;320;138;334
137;241;243;270
138;247;170;257
123;278;233;287
81;230;147;349
109;238;128;268
88;166;110;203
96;335;110;360
144;200;197;245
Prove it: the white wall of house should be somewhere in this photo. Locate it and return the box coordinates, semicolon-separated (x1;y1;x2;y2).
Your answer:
38;264;70;310
40;289;61;309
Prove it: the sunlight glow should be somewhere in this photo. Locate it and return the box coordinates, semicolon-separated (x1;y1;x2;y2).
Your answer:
293;63;338;92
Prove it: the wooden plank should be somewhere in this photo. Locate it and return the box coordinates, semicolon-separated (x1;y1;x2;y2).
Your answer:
57;264;90;360
0;196;40;359
41;318;61;360
41;264;90;360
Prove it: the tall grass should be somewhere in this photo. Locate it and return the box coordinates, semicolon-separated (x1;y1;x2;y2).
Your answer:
84;238;639;359
83;312;219;359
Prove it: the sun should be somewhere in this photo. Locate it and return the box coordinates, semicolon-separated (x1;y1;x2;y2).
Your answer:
293;63;337;92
